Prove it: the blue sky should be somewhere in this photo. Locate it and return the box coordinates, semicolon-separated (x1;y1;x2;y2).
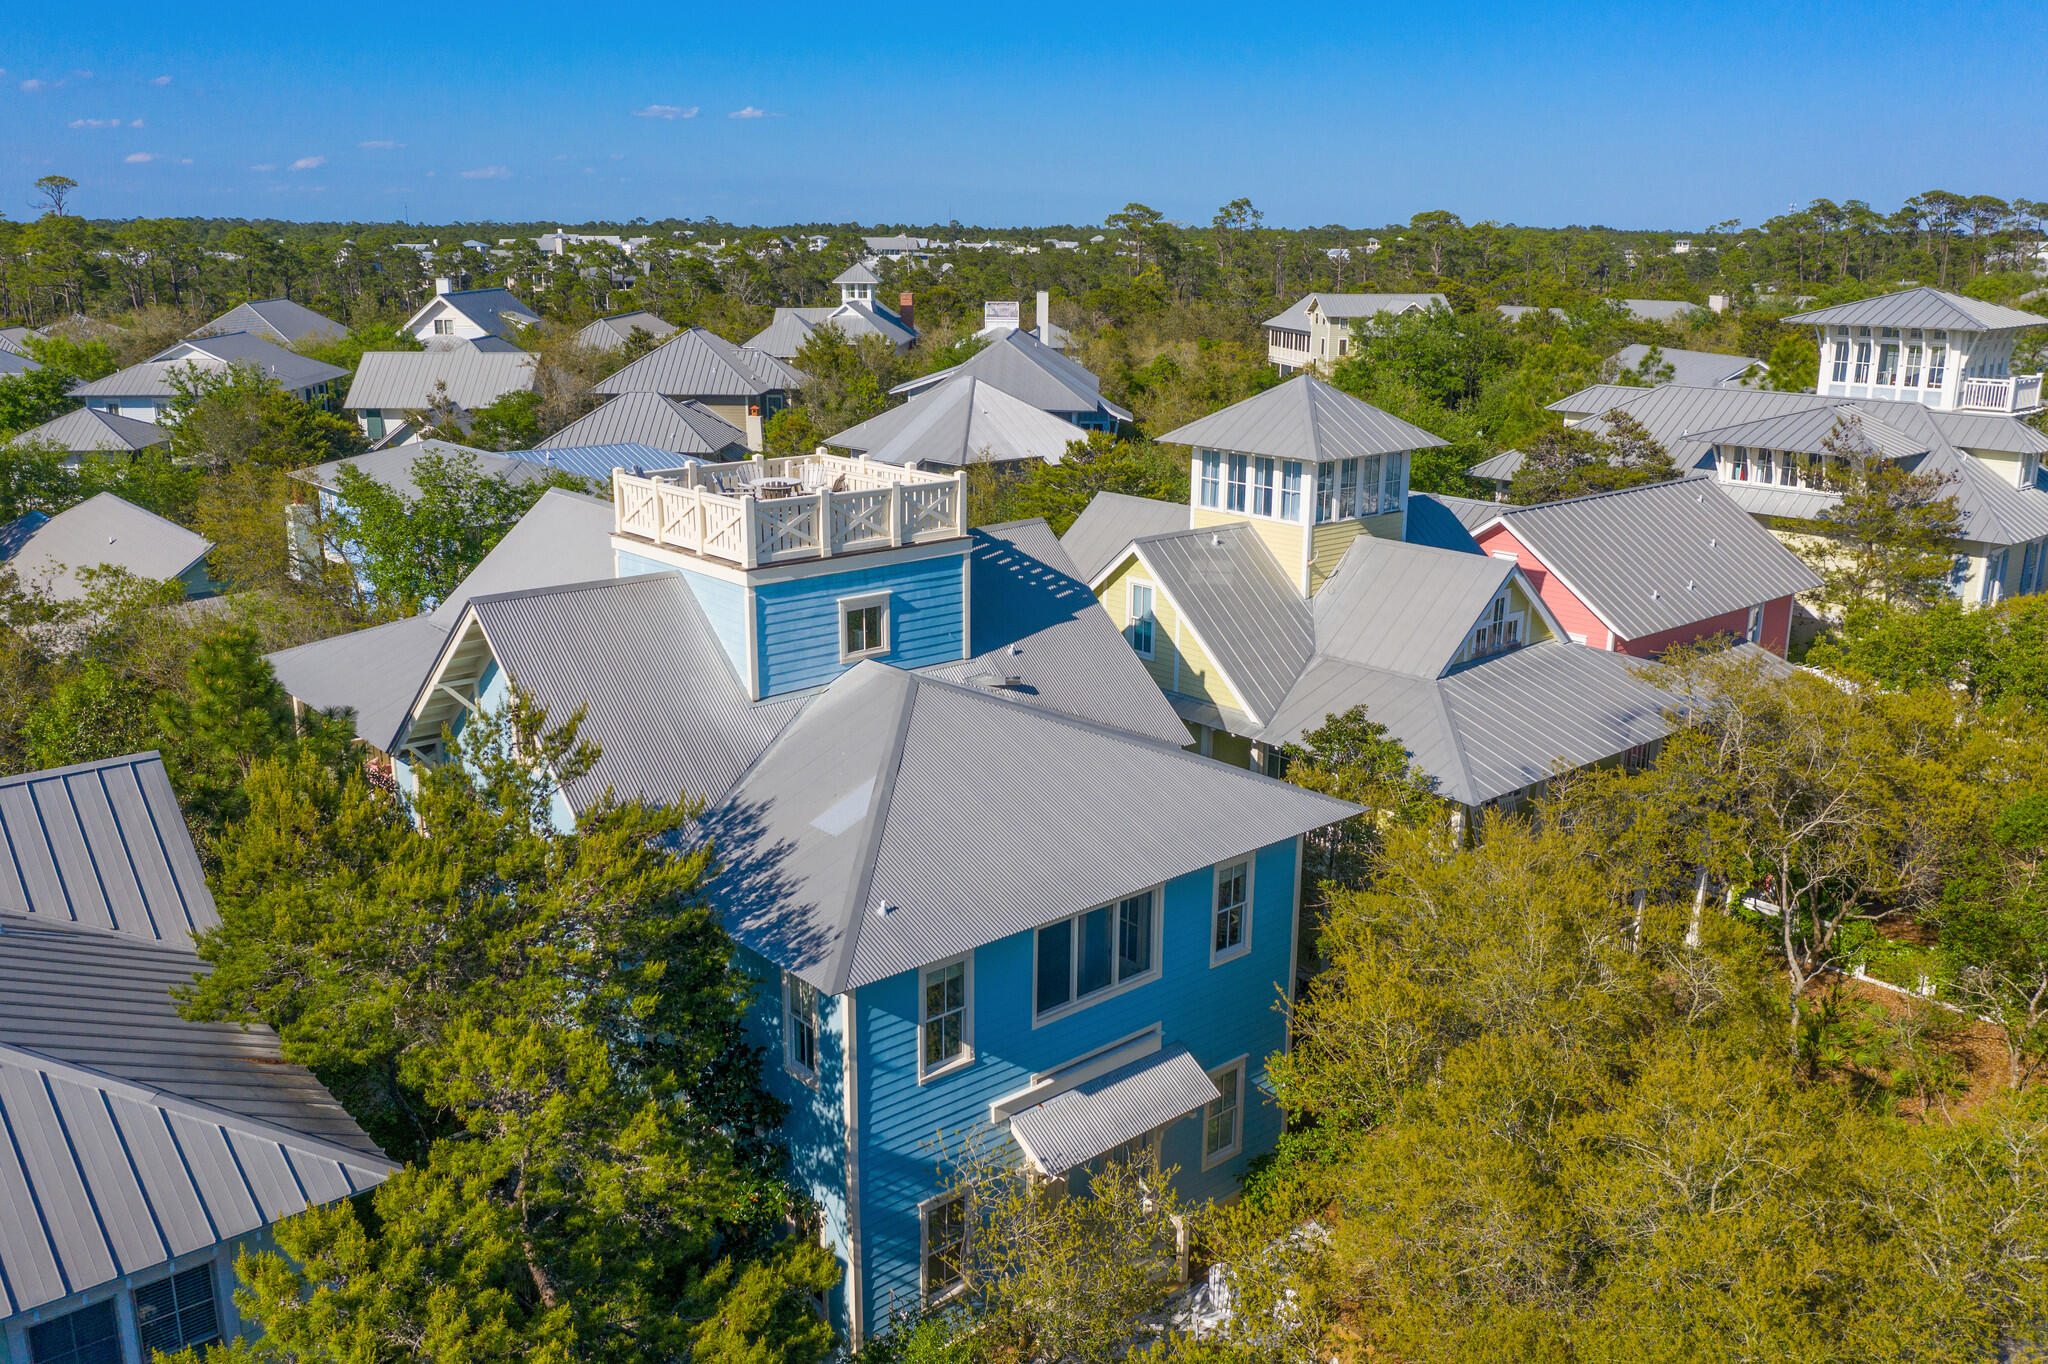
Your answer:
6;1;2045;230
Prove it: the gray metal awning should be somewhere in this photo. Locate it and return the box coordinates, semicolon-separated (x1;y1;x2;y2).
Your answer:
1008;1045;1219;1177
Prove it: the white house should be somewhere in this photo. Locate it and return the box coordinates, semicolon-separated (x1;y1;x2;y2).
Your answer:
1261;293;1447;372
401;281;539;345
1789;287;2045;416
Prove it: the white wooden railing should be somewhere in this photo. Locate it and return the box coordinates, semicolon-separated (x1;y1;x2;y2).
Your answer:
1956;373;2045;414
612;455;967;568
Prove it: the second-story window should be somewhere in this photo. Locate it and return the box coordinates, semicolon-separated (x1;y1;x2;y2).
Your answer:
1035;889;1157;1020
1383;450;1407;511
1314;462;1338;522
1226;453;1248;512
1199;451;1221;507
1280;461;1303;521
921;957;971;1076
1853;341;1872;384
1336;458;1359;518
1252;457;1275;516
785;972;819;1080
1747;605;1764;644
1927;345;1947;388
1127;581;1155;659
840;592;890;663
433;317;456;335
1725;446;1749;481
1758;450;1774;483
1358;454;1382;515
1831;342;1850;384
1876;343;1899;386
1213;859;1249;963
1904;345;1922;387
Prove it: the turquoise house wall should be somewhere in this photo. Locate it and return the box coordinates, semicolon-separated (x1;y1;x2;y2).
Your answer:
616;550;752;687
849;836;1300;1332
754;551;968;697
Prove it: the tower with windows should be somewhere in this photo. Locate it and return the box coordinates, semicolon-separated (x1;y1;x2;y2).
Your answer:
1788;287;2045;415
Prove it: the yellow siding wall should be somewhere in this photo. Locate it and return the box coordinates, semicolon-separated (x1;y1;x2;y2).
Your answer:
1098;556;1246;715
1209;729;1255;770
1192;505;1306;589
1309;510;1406;593
1508;577;1555;642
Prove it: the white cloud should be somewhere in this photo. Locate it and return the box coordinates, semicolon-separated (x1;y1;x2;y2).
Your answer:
71;70;93;80
289;155;325;170
634;104;697;119
359;139;401;150
69;118;121;129
177;157;193;165
150;75;171;86
19;79;46;92
125;152;155;163
728;106;782;119
130;118;144;128
250;163;276;172
461;165;510;179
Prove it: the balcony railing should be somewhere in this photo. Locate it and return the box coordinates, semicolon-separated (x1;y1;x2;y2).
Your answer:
1956;373;2045;414
612;455;966;569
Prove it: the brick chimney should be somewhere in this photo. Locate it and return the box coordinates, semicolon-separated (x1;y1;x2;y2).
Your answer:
899;291;915;333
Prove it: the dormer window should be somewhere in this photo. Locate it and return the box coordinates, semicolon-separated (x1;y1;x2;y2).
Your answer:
1199;450;1221;507
1469;589;1524;660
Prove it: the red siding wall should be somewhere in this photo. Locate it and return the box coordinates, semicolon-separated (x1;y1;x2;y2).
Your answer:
1475;525;1797;658
1473;524;1611;649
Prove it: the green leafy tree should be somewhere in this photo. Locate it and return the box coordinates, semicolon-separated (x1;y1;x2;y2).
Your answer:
179;692;812;1360
1939;792;2048;1087
1507;409;1676;503
20;657;156;770
465;388;548;450
165;362;363;474
1766;330;1820;391
1004;434;1188;535
1278;704;1443;903
1808;594;2048;708
762;405;823;458
788;327;905;435
1809;415;1966;609
332;449;580;611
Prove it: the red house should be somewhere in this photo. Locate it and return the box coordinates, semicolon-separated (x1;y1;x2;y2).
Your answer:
1469;477;1820;658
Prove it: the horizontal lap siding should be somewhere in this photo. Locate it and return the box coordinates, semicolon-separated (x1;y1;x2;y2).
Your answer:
616;554;751;682
1309;511;1405;594
1475;524;1612;648
854;839;1299;1332
1098;558;1244;715
755;553;967;697
1615;603;1758;659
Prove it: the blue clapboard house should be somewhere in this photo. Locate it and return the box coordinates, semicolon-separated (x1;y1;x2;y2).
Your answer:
296;456;1354;1345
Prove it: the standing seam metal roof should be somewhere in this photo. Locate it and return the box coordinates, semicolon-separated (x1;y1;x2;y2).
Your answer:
534;391;746;456
1313;534;1515;679
1156;375;1449;462
193;299;345;346
0;492;214;603
1008;1046;1218;1175
825;375;1087;468
1061;493;1191;585
594;327;808;398
68;334;346;399
7;406;169;454
1785;287;2048;332
890;329;1126;419
1132;524;1311;723
344;349;537;411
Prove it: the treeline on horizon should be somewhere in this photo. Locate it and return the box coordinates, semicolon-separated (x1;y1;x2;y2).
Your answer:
4;187;2044;343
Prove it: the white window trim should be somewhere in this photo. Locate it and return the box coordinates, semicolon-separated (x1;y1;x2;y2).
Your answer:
1126;580;1156;659
1031;886;1164;1028
918;1188;970;1306
918;953;975;1083
1210;856;1253;967
783;971;820;1087
1202;1055;1248;1170
837;590;892;663
1746;604;1764;644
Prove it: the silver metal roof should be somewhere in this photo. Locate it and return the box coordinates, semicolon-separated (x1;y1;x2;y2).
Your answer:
0;753;216;947
0;492;212;602
709;663;1356;993
1260;293;1446;331
1619;299;1700;323
7;406;168;454
344;348;536;411
574;311;678;352
535;391;746;456
834;262;881;285
742;310;822;360
1547;383;1655;417
193;299;345;346
1009;1045;1218;1176
405;287;539;338
594;327;809;398
1257;641;1674;808
1785;287;2048;333
891;329;1128;421
1608;344;1761;388
1132;524;1312;724
1314;535;1514;679
0;916;393;1319
513;442;696;481
1060;493;1190;584
268;489;616;750
825;375;1086;468
293;440;555;498
69;333;346;399
1476;477;1823;640
1156;375;1449;463
0;349;40;378
1465;449;1527;481
1686;405;1930;460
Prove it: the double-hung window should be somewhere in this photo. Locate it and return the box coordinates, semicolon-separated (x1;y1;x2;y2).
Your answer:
1203;1058;1246;1168
1126;581;1155;658
921;1191;970;1303
1358;454;1382;515
1757;450;1774;484
839;592;890;662
1747;605;1764;644
921;957;971;1077
785;971;819;1080
1199;450;1221;507
1903;344;1923;387
1382;450;1405;511
1252;457;1275;516
1875;343;1899;387
1830;342;1850;384
1336;458;1359;519
1212;858;1250;963
1725;446;1749;481
1226;453;1248;511
1927;345;1947;389
135;1265;221;1356
1852;340;1872;384
1314;462;1338;522
1034;889;1157;1020
1279;460;1303;521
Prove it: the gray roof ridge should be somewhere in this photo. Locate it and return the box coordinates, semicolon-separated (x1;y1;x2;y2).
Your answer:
1494;471;1717;517
0;1036;398;1173
0;748;168;791
466;570;679;610
823;666;920;993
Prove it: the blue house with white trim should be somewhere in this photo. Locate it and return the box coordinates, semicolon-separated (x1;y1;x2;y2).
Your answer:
282;455;1354;1346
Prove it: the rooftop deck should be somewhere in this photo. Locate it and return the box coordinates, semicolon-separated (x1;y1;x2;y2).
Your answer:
613;455;967;569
